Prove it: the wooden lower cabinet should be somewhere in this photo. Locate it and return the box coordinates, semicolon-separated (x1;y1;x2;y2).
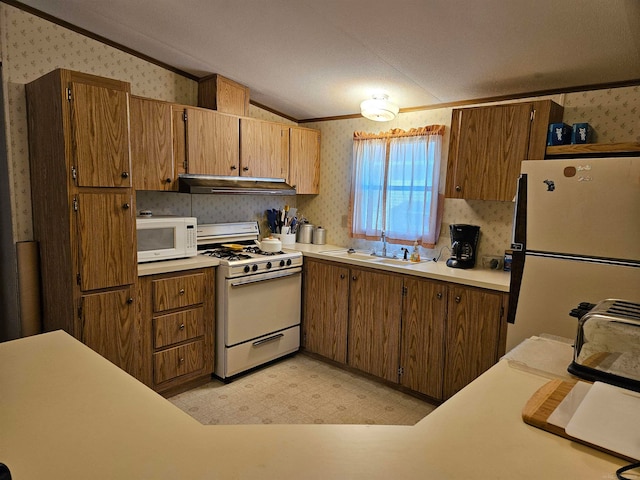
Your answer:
302;258;507;401
137;268;215;394
400;277;447;399
80;286;137;377
302;259;349;363
442;285;508;399
348;267;403;382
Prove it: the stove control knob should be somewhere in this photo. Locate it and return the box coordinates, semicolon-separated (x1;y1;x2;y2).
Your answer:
252;264;259;272
266;261;272;269
279;260;285;267
244;265;251;273
286;259;292;266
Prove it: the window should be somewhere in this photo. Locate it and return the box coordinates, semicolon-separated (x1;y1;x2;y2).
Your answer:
350;126;445;247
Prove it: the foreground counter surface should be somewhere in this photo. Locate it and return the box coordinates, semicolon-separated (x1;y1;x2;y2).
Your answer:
0;331;624;479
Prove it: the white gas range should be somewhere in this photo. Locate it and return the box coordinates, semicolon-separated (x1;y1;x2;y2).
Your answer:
197;222;303;379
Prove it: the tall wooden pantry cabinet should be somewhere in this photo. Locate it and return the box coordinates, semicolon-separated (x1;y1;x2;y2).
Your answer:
26;69;140;378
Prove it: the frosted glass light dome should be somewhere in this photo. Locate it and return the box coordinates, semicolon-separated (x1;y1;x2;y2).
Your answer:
360;94;399;121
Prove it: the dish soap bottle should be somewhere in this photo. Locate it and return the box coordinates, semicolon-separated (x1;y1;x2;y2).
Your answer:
410;241;421;262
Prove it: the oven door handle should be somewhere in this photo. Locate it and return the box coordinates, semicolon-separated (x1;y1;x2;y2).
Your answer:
229;268;301;287
252;333;285;347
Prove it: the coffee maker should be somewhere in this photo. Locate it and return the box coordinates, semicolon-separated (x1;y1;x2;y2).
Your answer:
446;224;480;269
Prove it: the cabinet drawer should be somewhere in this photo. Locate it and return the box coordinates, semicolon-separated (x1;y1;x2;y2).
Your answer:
152;273;205;312
153;307;204;349
153;339;204;384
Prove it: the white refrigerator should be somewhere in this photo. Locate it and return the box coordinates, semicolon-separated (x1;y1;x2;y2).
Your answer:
506;157;640;352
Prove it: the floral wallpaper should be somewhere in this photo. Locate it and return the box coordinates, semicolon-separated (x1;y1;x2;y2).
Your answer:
1;3;639;265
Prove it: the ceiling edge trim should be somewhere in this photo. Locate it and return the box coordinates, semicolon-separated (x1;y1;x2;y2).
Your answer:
4;0;199;81
299;78;640;124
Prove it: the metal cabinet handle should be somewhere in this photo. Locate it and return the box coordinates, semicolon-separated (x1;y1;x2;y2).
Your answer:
340;273;345;279
253;333;284;347
165;178;172;184
242;166;249;171
127;297;133;304
455;295;461;303
179;288;185;295
352;275;357;281
179;323;185;330
230;165;237;170
436;292;442;299
178;357;185;364
121;171;129;179
455;185;461;192
122;203;130;209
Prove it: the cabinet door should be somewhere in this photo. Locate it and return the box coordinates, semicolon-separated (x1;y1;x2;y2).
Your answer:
446;103;532;201
240;118;287;178
400;278;447;399
185;107;239;175
348;268;403;382
443;285;505;399
130;96;175;190
76;192;136;291
289;127;320;194
70;82;131;187
81;287;136;374
302;259;349;363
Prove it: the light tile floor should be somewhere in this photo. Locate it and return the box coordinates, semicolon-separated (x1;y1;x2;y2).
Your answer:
168;354;437;425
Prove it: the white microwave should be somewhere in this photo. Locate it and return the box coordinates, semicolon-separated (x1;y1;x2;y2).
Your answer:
136;216;198;263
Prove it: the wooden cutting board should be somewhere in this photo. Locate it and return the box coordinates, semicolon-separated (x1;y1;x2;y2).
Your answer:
522;379;637;462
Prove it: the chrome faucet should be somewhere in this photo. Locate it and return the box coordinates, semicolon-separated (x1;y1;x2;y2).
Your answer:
381;230;387;257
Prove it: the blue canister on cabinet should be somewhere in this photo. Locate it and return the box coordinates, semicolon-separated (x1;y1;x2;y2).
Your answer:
547;123;571;146
571;123;592;144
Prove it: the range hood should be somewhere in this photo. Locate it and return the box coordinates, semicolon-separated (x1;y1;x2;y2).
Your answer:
178;174;296;195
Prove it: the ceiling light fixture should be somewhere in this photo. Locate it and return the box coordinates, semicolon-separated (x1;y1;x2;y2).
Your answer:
360;93;399;122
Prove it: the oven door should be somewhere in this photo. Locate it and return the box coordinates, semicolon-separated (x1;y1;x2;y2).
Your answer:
223;267;302;346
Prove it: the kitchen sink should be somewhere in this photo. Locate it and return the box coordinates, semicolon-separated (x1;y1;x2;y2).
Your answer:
318;249;378;261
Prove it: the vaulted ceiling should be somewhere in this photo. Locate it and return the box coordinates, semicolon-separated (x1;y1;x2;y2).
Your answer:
15;0;640;121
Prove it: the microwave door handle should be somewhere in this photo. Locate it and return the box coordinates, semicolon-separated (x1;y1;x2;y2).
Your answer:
511;173;527;252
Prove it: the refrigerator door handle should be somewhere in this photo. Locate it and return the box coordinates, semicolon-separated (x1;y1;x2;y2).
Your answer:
511;173;527;252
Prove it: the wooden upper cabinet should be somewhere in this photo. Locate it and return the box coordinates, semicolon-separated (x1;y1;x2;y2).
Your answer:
400;277;447;400
81;286;136;375
75;192;136;291
70;81;131;188
130;96;175;191
446;100;563;201
183;107;240;176
289;127;320;194
240;118;287;178
198;74;250;116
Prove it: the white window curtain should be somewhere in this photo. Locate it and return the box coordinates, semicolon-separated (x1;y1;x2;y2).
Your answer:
350;126;445;247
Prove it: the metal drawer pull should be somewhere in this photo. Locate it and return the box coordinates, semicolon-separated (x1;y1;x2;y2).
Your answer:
179;323;185;330
455;296;461;303
252;333;284;347
179;288;185;295
178;357;185;364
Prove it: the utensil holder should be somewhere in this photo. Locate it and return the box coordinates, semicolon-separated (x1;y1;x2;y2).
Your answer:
272;233;296;245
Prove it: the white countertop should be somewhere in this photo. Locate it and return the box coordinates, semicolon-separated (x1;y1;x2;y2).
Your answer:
291;243;511;292
0;331;624;479
137;255;219;276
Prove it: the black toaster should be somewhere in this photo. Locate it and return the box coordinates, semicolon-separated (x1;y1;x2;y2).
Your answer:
568;299;640;392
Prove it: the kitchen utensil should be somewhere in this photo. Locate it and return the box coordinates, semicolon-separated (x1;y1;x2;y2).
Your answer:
254;237;282;253
221;243;245;251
